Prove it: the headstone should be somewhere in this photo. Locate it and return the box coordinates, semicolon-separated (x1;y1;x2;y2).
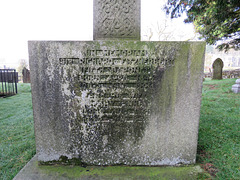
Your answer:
212;58;223;79
28;1;206;166
22;67;31;83
232;79;240;93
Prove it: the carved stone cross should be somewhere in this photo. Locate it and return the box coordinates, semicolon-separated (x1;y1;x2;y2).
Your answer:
93;0;140;40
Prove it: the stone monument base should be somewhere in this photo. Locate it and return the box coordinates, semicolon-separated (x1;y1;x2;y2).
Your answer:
14;155;206;180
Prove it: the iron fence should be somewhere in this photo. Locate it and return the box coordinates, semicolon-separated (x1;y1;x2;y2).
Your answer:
0;69;18;97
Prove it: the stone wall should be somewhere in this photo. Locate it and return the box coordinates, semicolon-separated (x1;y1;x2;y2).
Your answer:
204;69;240;79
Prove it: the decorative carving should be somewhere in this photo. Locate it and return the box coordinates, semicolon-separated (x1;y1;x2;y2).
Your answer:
94;0;140;39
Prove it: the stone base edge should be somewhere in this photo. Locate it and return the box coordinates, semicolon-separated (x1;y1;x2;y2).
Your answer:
13;155;209;180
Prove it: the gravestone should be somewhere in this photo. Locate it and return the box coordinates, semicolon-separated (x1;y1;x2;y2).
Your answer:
212;58;224;80
28;0;205;166
22;67;31;83
232;79;240;93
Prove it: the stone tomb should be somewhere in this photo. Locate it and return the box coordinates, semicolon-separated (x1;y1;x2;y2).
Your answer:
29;40;205;165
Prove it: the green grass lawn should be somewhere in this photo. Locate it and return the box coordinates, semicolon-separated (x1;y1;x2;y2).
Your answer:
198;78;240;179
0;79;239;179
0;83;35;180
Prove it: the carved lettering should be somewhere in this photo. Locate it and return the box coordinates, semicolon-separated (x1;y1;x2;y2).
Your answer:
60;48;175;123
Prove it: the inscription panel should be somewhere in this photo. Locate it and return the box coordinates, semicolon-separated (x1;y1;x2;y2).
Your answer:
59;47;176;125
93;0;140;40
57;42;178;157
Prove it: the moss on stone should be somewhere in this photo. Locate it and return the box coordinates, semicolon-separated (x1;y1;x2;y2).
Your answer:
39;163;204;179
39;156;87;166
14;156;211;179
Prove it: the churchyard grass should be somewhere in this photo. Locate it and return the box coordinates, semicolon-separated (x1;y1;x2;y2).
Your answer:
0;79;239;179
0;83;35;180
198;78;240;179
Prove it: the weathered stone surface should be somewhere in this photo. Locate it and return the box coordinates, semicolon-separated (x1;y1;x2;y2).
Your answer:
93;0;140;40
212;58;224;79
232;79;240;93
13;155;205;180
29;41;205;165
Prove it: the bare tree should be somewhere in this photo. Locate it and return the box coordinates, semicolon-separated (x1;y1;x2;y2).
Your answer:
17;59;28;73
143;19;198;42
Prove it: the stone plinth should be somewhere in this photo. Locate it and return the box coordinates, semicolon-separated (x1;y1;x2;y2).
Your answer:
93;0;140;40
13;155;204;180
29;41;205;165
